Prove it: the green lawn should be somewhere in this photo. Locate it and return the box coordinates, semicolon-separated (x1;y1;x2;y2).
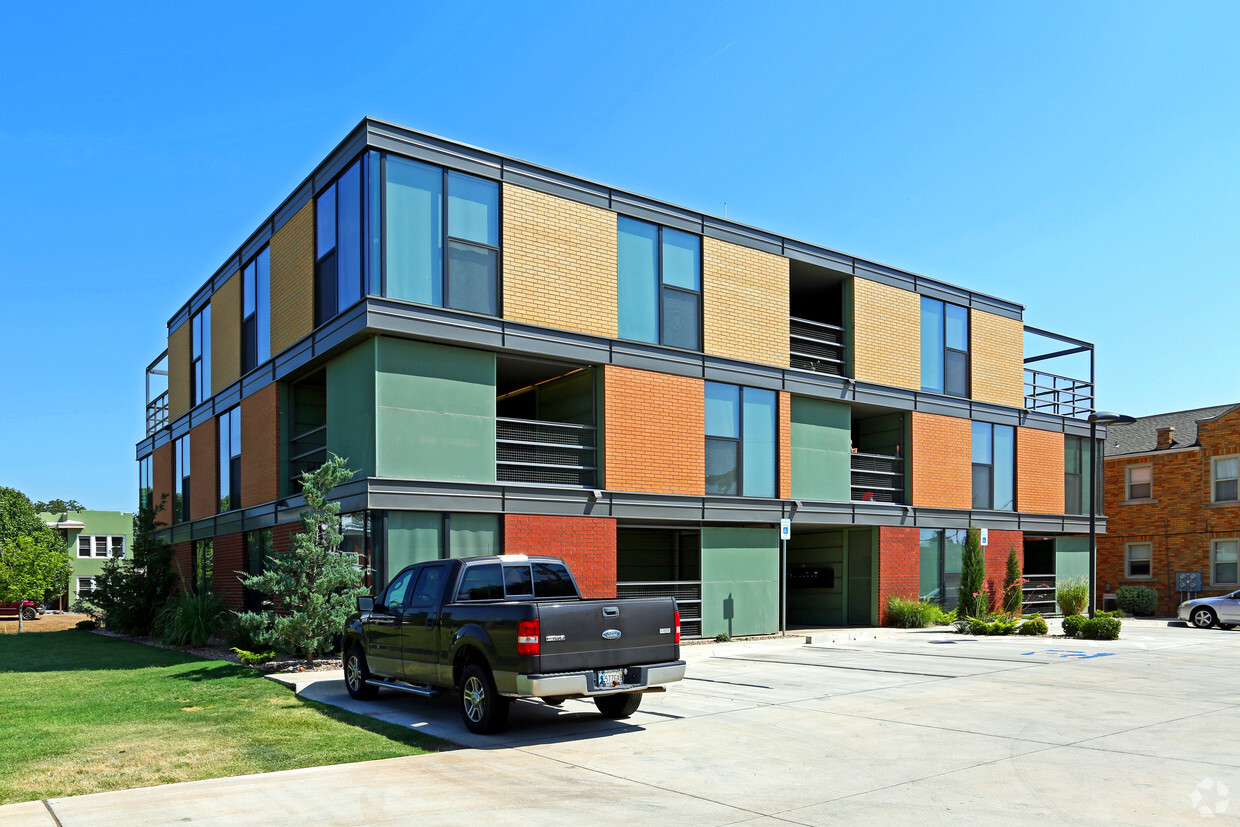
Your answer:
0;631;445;804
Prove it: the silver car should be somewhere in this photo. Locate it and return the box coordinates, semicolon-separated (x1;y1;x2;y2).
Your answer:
1178;591;1240;629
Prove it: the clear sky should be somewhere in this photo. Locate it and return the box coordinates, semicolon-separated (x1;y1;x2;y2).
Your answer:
2;1;1237;511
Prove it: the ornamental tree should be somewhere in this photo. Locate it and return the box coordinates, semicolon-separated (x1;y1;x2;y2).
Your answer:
1002;547;1023;615
957;527;986;619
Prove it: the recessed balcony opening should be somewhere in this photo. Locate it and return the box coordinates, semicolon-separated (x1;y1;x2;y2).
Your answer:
790;261;847;376
288;369;327;489
145;351;169;436
1024;327;1095;420
850;407;905;505
495;356;597;488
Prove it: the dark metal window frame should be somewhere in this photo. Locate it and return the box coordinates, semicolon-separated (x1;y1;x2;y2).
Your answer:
241;245;270;374
218;406;242;513
314;153;371;328
190;305;210;407
922;296;970;398
1064;434;1084;515
618;216;702;352
704;382;758;497
138;455;153;512
971;422;1013;511
174;434;191;523
242;528;272;612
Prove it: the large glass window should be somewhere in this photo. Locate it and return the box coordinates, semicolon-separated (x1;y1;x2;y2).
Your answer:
972;422;1014;510
192;539;213;595
1126;465;1152;501
705;383;776;497
241;247;271;372
1064;435;1084;515
921;297;968;397
190;304;211;406
1213;539;1239;585
919;528;966;609
174;435;190;523
1212;456;1238;503
618;217;701;351
315;156;370;327
218;407;241;512
243;529;272;611
384;157;499;316
138;455;152;513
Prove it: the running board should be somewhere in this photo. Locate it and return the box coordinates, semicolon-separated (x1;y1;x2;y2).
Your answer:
365;679;440;697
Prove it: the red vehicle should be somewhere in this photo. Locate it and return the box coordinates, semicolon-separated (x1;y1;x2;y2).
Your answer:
0;601;43;621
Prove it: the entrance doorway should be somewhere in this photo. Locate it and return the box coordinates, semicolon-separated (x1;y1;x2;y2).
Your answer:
787;528;874;626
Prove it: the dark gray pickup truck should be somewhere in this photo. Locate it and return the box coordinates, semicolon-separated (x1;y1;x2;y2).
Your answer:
342;555;685;734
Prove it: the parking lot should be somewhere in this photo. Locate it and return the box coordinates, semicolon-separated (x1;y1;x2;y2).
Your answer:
11;619;1240;825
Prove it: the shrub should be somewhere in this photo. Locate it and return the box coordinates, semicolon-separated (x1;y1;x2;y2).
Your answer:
1018;616;1048;636
75;619;98;631
1003;548;1023;615
231;647;276;666
1115;585;1158;616
79;502;178;636
1056;578;1089;616
227;611;282;652
714;632;731;643
155;592;227;648
1082;616;1122;640
1061;614;1086;637
957;528;986;618
886;595;938;628
930;606;957;626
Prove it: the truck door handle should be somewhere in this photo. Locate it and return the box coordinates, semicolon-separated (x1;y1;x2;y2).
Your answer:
602;606;619;617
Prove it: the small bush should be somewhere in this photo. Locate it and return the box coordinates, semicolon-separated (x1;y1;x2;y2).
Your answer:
1056;578;1089;616
75;619;98;631
227;611;278;651
155;592;228;648
931;606;957;626
714;632;731;643
1018;616;1048;636
886;595;939;628
1082;616;1122;640
231;647;276;666
1115;585;1158;616
1061;614;1086;637
963;612;1021;635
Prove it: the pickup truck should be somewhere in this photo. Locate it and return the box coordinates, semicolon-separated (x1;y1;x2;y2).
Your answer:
342;554;684;734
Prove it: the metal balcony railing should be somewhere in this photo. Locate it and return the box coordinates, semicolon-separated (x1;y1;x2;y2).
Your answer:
851;452;904;504
790;317;846;376
1022;575;1057;614
617;581;702;638
496;418;597;487
1024;368;1094;419
145;391;169;436
145;350;169;436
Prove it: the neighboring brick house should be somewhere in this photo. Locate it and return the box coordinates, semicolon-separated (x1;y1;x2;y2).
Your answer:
136;117;1101;635
1098;405;1240;615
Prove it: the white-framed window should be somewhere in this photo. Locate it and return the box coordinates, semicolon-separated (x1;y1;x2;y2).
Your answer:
1212;539;1239;585
1125;542;1152;578
76;535;125;559
77;576;97;598
1212;456;1238;503
1126;465;1152;501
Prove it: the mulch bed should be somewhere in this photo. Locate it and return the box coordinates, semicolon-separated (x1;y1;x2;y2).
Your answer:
90;628;341;673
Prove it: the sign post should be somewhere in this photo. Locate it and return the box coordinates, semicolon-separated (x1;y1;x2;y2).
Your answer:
779;519;791;636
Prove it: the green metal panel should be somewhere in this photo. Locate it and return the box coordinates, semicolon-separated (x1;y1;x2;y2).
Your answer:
700;526;779;638
846;528;875;625
1056;536;1090;581
386;512;442;577
326;339;378;479
790;396;851;501
374;338;496;483
448;513;500;557
788;530;846;626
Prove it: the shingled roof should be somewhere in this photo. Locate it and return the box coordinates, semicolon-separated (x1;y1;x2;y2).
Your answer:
1104;404;1238;457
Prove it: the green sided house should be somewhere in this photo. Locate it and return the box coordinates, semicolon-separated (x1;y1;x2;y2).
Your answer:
40;510;134;610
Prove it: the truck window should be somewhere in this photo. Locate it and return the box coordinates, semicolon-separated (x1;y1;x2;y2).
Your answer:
503;564;533;597
532;562;578;598
381;568;417;609
457;563;504;601
408;565;446;609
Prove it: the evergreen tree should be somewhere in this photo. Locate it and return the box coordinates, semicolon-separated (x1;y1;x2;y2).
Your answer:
1002;547;1023;615
84;499;178;635
957;527;986;619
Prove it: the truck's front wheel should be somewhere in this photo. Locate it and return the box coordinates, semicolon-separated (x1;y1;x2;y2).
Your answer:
594;692;642;719
460;662;511;734
344;645;379;701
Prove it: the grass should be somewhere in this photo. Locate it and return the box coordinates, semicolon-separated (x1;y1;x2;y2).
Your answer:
0;630;445;804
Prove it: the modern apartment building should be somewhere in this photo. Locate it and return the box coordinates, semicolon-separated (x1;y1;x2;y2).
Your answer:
136;118;1101;635
1098;404;1240;615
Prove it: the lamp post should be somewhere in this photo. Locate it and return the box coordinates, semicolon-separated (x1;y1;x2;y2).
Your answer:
1087;411;1136;617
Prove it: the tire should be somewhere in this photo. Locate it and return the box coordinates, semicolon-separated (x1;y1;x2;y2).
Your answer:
20;606;37;621
459;662;510;734
542;696;566;707
343;645;379;701
1221;624;1236;631
594;692;642;719
1190;607;1217;629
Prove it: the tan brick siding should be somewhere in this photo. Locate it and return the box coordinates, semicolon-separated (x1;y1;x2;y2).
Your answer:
212;272;241;395
603;366;703;495
910;412;972;509
702;237;789;366
1016;427;1065;513
501;184;618;338
167;323;192;421
241;383;280;508
970;309;1024;407
270;201;315;355
189;419;217;520
778;390;792;499
852;278;921;390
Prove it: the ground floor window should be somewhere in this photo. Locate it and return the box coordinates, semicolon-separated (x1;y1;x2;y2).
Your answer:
76;576;97;599
1213;539;1239;586
919;529;966;610
243;529;273;611
192;540;213;595
1125;542;1153;578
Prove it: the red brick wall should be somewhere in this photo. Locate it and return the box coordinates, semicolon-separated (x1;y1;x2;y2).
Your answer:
171;541;194;594
241;383;280;507
877;526;920;625
984;529;1024;611
503;514;617;598
212;533;245;610
1016;427;1065;514
603;366;704;495
189;419;217;521
910;412;972;509
273;522;299;557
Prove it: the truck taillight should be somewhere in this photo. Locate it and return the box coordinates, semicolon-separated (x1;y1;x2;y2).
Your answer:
517;619;540;656
674;609;681;644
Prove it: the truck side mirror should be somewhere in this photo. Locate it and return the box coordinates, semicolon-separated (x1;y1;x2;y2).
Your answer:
357;596;375;613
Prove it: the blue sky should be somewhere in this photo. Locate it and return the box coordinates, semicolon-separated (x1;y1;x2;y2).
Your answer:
1;1;1237;510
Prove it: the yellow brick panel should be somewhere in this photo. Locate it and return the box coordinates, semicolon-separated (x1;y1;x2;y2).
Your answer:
852;278;921;390
167;323;191;421
970;309;1024;408
211;272;241;395
270;201;315;354
501;184;618;338
702;237;789;366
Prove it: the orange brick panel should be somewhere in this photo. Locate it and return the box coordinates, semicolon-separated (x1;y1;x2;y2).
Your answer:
910;412;972;509
151;443;174;525
778;391;792;499
603;366;704;496
1016;427;1065;514
241;383;280;507
189;419;218;521
503;514;618;598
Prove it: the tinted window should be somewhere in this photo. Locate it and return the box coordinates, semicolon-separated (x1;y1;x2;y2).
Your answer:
503;564;533;597
408;565;446;609
457;563;504;601
533;563;578;598
382;568;416;609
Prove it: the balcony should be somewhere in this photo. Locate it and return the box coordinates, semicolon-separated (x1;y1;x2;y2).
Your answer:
790;317;846;376
851;452;904;504
496;418;597;488
144;351;169;436
1024;326;1094;420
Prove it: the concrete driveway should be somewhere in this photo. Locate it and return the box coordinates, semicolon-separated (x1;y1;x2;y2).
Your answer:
5;619;1239;825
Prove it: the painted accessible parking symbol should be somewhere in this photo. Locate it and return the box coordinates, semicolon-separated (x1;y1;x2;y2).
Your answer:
1023;649;1115;659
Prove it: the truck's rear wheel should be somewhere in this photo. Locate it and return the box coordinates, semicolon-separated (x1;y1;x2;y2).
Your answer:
460;662;510;734
344;645;379;701
594;692;642;719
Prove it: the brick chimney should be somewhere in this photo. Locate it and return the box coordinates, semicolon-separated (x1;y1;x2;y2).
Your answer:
1156;426;1175;450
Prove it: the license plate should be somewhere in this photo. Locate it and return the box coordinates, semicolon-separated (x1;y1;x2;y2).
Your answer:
596;669;625;689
